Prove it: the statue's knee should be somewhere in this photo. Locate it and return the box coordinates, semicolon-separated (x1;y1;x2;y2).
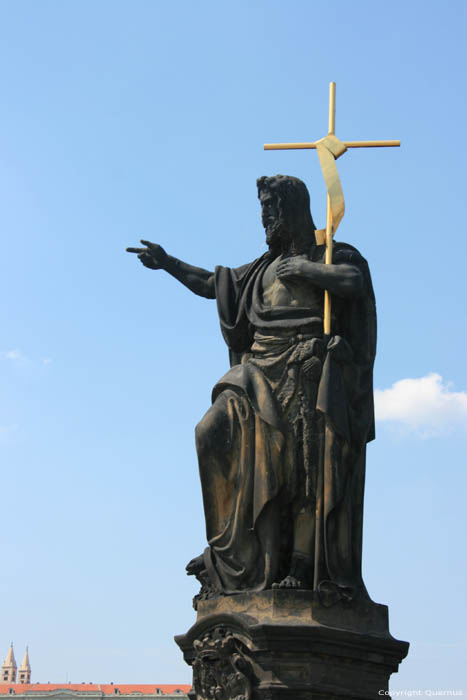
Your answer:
195;392;235;458
195;414;211;458
195;406;223;458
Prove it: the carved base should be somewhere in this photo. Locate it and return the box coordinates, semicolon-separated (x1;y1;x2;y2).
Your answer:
175;590;409;700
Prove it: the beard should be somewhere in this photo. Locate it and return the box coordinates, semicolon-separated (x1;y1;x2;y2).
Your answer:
264;217;310;259
264;216;303;257
265;217;288;255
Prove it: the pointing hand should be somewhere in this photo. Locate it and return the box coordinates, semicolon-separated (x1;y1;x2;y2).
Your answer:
126;240;168;270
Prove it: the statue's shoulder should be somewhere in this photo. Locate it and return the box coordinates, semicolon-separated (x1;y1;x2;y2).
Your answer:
219;252;270;274
215;253;271;292
233;252;273;278
312;241;365;265
332;241;367;266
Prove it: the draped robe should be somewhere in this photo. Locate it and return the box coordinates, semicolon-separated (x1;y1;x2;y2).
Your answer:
195;242;376;602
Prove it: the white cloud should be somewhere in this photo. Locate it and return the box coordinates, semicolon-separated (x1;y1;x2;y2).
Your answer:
0;424;18;443
2;349;24;361
1;350;52;366
375;373;467;437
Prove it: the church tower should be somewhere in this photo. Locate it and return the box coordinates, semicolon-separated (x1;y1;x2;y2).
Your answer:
1;644;17;683
18;648;31;684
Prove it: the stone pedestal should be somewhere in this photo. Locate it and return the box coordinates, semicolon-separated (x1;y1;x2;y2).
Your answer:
175;590;409;700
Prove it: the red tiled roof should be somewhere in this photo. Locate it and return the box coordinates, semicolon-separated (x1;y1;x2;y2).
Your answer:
101;688;190;696
0;686;190;696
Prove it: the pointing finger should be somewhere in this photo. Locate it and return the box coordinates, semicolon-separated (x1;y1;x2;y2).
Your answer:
126;247;146;254
140;239;157;249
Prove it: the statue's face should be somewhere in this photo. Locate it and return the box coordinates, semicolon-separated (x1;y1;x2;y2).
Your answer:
259;190;282;246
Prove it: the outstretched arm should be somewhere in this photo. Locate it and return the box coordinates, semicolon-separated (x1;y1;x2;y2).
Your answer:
126;240;215;299
277;255;363;298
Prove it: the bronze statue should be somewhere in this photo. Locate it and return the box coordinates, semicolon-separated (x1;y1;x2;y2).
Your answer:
127;175;376;607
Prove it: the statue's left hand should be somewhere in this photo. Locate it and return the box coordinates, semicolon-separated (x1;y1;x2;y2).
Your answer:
277;255;308;281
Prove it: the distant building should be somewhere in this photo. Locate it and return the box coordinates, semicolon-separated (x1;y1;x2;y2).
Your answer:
1;646;17;684
17;650;31;685
1;646;31;685
1;647;189;698
0;686;189;700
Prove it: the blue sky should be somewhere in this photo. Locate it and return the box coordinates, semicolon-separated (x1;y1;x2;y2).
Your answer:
0;0;466;692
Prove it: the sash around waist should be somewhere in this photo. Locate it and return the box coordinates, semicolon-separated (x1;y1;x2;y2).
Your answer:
251;322;323;356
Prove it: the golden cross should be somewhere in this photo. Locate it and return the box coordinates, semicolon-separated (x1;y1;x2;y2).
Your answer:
264;81;400;336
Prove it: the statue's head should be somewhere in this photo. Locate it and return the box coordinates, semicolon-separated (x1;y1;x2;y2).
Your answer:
256;175;316;255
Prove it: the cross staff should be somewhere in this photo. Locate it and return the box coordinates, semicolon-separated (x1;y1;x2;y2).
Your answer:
264;81;400;336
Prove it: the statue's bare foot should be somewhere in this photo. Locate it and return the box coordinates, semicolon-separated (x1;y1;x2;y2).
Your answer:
186;553;205;576
272;575;303;589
